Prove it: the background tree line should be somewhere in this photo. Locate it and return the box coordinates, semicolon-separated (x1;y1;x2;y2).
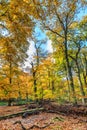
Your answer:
0;0;87;105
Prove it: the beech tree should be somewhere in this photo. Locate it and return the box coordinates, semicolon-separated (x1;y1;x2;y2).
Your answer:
68;38;86;104
78;16;87;87
0;0;36;105
0;0;87;105
29;37;48;101
33;0;80;104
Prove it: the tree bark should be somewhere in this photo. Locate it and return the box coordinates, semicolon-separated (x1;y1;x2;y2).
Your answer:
69;55;86;104
76;60;85;105
64;30;77;104
8;61;12;106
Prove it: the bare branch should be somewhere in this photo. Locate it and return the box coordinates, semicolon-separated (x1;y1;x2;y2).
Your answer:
45;26;64;38
54;5;65;31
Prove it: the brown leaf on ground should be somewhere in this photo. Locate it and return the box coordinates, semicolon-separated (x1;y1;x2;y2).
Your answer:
0;103;87;130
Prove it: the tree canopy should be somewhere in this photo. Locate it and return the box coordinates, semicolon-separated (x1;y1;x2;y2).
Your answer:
0;0;87;105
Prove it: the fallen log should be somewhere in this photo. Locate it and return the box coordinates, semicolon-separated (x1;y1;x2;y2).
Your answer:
0;108;44;120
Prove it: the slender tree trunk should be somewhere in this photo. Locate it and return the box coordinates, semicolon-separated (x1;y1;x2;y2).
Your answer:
33;71;38;102
64;30;77;104
41;87;44;100
26;92;29;101
8;99;12;106
18;83;22;101
64;65;71;102
83;55;87;86
76;60;85;105
48;70;51;89
8;61;12;106
31;62;38;102
66;76;71;102
81;54;87;87
83;73;87;86
18;91;22;101
52;80;55;94
34;79;37;95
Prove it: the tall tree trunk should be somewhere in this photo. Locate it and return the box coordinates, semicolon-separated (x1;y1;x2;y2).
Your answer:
8;61;12;106
18;91;22;101
64;65;71;102
26;92;29;101
31;62;38;102
33;71;37;102
64;31;77;104
18;83;22;101
52;80;55;94
48;70;51;89
83;54;87;86
76;60;85;105
41;87;44;100
83;73;87;86
8;99;12;106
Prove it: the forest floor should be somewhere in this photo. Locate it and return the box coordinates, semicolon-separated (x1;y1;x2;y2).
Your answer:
0;102;87;130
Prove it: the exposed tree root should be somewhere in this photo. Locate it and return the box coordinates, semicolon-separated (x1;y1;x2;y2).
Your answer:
0;108;44;120
14;120;53;130
46;110;66;116
14;121;26;130
29;122;53;130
